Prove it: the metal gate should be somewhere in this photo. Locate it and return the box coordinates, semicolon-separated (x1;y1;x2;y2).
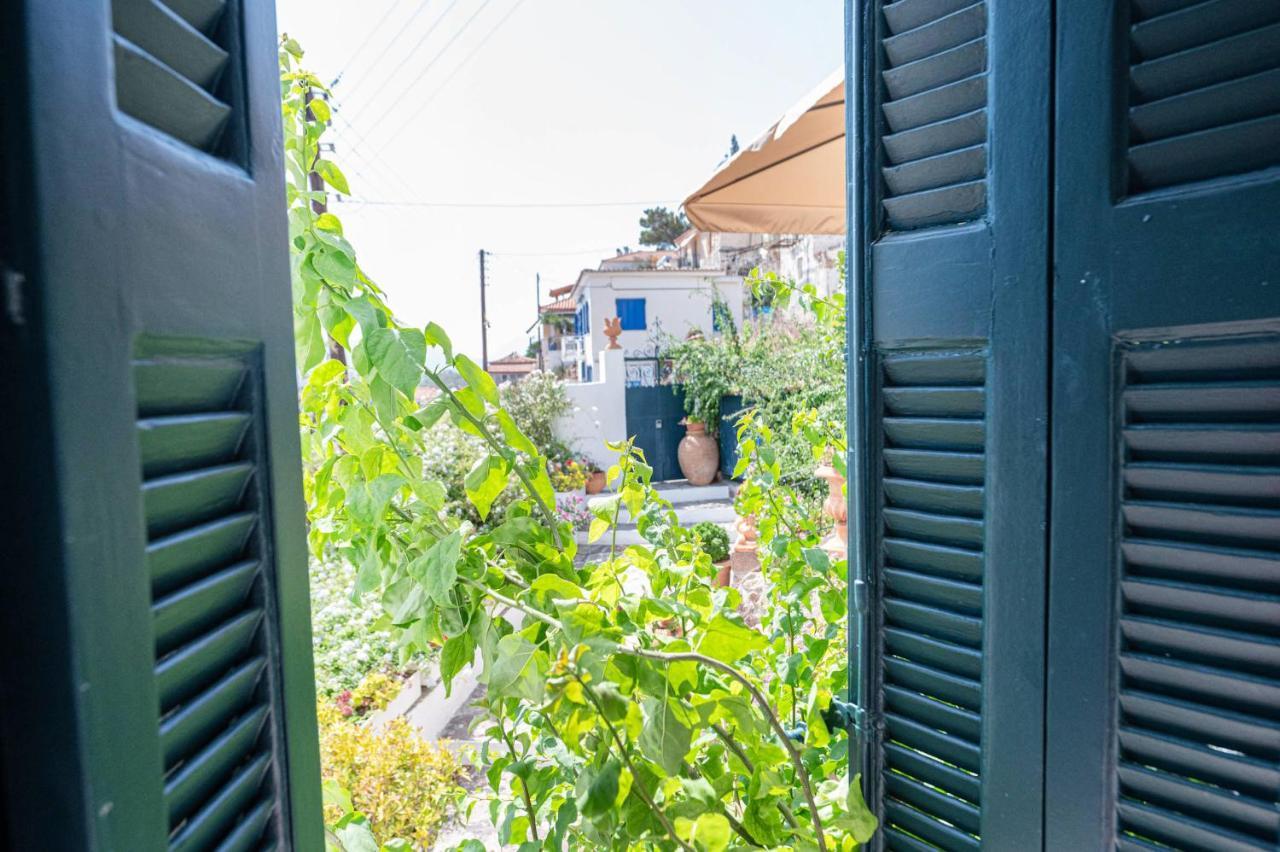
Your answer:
623;352;685;483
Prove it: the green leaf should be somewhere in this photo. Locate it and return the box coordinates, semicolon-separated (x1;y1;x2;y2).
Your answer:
465;455;509;520
497;410;537;455
321;779;354;815
406;398;448;432
410;530;461;604
424;321;453;361
294;311;325;373
694;614;767;664
455;353;500;405
845;773;879;843
638;698;691;775
313;245;356;287
440;632;473;691
333;816;378;852
365;327;424;397
587;516;610;543
314;158;350;194
489;635;545;702
346;473;405;526
690;813;731;852
309;97;331;123
576;758;621;818
315;211;342;233
803;547;831;575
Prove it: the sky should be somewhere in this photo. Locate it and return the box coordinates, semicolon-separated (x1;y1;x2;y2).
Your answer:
274;0;844;362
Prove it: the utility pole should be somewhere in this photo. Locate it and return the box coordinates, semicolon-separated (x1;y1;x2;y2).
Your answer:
535;272;545;370
478;249;489;370
306;89;346;366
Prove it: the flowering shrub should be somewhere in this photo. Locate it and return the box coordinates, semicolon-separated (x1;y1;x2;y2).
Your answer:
318;674;466;848
500;370;571;459
311;560;424;696
333;671;403;719
548;456;589;491
555;492;592;530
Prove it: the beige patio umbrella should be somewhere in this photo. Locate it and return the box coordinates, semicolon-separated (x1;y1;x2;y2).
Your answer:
683;68;845;234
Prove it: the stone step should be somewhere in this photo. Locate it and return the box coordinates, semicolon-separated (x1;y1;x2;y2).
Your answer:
652;479;732;504
574;518;736;547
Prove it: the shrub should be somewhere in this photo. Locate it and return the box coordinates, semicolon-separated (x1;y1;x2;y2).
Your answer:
311;560;425;696
690;520;730;562
500;371;571;459
318;676;467;848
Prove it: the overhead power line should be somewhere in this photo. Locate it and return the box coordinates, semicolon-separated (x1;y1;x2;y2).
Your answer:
337;0;437;100
330;0;412;88
357;0;496;132
382;0;528;140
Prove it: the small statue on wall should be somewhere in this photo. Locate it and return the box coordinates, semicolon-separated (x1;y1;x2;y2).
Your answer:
603;316;622;349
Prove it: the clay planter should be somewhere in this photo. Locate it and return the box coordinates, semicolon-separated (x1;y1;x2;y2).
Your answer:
585;470;606;494
713;559;732;587
815;464;848;557
677;419;719;486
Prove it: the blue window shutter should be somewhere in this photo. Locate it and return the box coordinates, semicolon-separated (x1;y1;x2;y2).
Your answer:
616;298;646;331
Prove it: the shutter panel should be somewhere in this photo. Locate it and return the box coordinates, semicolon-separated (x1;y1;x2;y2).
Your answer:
1049;1;1280;848
1;2;321;848
847;0;1050;847
877;351;985;851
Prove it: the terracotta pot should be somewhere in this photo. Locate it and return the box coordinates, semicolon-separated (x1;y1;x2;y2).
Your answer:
815;464;848;557
677;420;719;486
585;470;606;494
713;559;732;587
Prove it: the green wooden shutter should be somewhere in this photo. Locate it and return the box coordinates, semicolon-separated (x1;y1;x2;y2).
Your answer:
1;1;321;848
1049;2;1280;849
847;0;1052;847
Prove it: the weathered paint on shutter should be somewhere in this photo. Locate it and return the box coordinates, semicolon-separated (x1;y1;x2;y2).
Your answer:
1;1;321;848
1049;1;1280;848
846;0;1051;847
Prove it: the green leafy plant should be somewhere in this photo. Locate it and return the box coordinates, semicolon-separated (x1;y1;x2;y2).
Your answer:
500;371;572;460
284;41;873;850
690;521;730;563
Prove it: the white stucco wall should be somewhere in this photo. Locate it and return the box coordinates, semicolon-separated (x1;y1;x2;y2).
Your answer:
576;270;745;360
556;348;626;471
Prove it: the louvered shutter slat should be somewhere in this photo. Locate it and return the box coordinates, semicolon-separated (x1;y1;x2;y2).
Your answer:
160;658;266;766
148;513;258;595
886;773;981;835
884;630;984;680
1112;337;1280;848
138;413;252;478
883;743;981;803
169;758;271;852
153;561;261;653
883;800;980;850
1125;2;1280;192
164;706;268;826
159;0;228;32
883;478;984;515
113;0;228;89
884;657;982;708
884;686;982;741
113;37;231;152
209;798;275;852
155;611;263;711
878;1;989;229
885;714;981;773
884;537;983;580
143;463;254;537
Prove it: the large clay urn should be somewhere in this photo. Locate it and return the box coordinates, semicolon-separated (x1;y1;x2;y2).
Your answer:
677;419;719;485
815;464;848;557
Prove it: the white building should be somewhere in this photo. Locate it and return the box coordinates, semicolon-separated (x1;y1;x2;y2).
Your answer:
560;261;744;381
674;228;844;296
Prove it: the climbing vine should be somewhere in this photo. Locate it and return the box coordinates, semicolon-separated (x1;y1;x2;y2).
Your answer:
283;40;875;850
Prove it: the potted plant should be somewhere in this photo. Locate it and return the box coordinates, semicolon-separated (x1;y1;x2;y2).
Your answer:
584;461;606;494
548;457;588;497
691;521;732;586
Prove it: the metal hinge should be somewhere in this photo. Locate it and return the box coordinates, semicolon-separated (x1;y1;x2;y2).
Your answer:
851;578;868;613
